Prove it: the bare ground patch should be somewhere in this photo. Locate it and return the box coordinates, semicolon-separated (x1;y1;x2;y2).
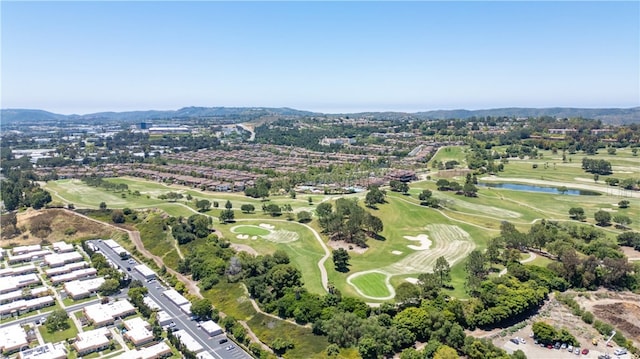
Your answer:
326;240;368;254
5;208;117;245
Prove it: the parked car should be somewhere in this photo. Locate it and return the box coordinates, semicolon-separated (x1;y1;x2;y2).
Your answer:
518;337;526;344
554;342;561;349
581;348;589;355
510;338;520;344
219;338;228;344
592;338;598;346
614;348;628;355
568;345;574;352
561;343;567;349
226;345;235;351
574;348;581;355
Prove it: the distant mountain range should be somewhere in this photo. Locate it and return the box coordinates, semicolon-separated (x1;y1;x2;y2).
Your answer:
2;106;638;124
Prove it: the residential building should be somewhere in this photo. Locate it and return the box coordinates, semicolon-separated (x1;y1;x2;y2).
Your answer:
111;341;171;359
44;251;83;267
162;289;189;307
52;242;74;253
0;324;28;354
50;268;97;285
200;320;223;336
134;264;155;280
123;317;154;347
83;300;136;327
173;330;203;353
0;264;36;277
0;273;41;294
19;343;66;359
63;277;105;300
0;296;54;317
73;328;112;356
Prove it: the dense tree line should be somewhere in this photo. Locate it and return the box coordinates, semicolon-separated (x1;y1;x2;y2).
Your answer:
581;158;612;175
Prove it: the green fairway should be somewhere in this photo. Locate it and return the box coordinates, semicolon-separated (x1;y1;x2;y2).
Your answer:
231;225;271;236
347;271;392;298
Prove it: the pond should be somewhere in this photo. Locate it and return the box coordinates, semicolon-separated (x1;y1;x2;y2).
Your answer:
479;182;601;196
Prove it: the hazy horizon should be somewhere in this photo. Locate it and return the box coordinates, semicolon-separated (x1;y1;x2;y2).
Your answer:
2;1;639;115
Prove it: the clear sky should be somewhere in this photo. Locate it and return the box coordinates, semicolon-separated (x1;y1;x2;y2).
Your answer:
2;1;639;114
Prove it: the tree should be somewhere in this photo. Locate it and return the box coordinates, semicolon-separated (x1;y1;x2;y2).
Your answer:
98;279;121;296
240;204;255;213
365;186;386;207
433;345;458;359
390;180;409;194
268;264;302;298
594;210;611;226
196;199;211;212
433;256;451;286
45;309;70;333
395;282;420;306
618;200;630;209
191;298;213;319
568;207;586;221
316;202;333;218
111;210;125;224
263;203;282;216
332;248;351;272
225;200;232;209
418;189;432;201
297;211;312;223
219;209;234;223
613;215;632;228
465;250;487;293
532;321;557;345
99;201;107;211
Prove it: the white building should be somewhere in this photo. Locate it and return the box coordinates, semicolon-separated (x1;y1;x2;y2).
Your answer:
44;251;84;267
11;244;42;256
51;268;97;284
83;300;136;327
200;320;223;336
0;273;41;294
156;311;172;326
143;296;162;311
134;264;155;280
111;341;171;359
123;317;154;346
0;286;50;305
8;249;51;264
173;330;203;353
73;327;112;356
0;263;36;277
63;277;105;300
0;324;28;353
0;296;55;317
52;241;74;253
45;261;88;277
19;342;67;359
162;289;189;307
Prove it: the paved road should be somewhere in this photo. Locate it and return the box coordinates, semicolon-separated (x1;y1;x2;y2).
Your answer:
89;240;253;359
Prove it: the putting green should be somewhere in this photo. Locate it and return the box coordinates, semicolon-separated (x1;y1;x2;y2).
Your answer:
347;271;393;299
230;225;270;236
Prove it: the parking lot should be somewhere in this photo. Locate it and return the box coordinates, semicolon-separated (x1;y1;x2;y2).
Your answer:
500;334;631;359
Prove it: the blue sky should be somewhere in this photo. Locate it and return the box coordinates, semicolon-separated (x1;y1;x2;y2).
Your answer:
2;1;639;114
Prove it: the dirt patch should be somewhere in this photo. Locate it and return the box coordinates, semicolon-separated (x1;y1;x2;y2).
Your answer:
5;208;117;245
436;169;472;179
593;302;640;343
230;243;259;256
326;240;368;254
621;246;640;261
573;291;640;347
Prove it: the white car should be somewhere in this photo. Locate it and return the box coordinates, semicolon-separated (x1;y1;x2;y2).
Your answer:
614;348;628;356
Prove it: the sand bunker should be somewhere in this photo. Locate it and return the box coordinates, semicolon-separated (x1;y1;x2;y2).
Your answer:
251;236;258;240
259;223;275;230
404;234;432;250
391;250;403;255
405;277;419;284
236;234;249;239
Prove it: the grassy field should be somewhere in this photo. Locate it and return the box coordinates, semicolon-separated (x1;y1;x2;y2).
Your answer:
41;147;640;303
39;318;78;343
348;271;392;298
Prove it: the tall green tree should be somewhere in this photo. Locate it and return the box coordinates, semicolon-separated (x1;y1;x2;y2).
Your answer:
332;249;351;272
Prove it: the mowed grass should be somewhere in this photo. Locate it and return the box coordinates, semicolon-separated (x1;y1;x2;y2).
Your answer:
39;318;79;343
349;272;391;297
231;225;271;236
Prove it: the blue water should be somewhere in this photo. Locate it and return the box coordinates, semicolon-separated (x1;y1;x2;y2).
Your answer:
479;182;601;196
